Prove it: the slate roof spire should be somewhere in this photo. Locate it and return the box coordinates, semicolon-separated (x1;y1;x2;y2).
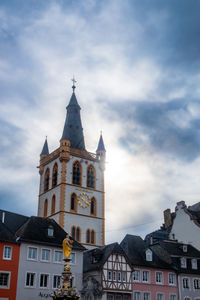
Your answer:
41;137;49;155
96;132;106;153
61;79;85;150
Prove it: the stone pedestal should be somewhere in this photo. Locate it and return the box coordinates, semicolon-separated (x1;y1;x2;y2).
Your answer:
52;258;79;300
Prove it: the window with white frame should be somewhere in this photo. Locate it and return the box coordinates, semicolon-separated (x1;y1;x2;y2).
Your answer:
113;271;116;281
142;271;149;283
25;272;35;287
194;278;200;289
133;270;140;282
134;292;141;300
145;249;152;261
28;247;37;260
170;295;177;300
0;272;10;288
69;252;76;264
180;257;187;268
122;271;126;282
168;273;176;285
182;277;189;289
157;293;164;300
108;271;112;281
118;272;121;281
41;249;50;261
143;292;150;300
40;274;49;288
192;258;197;269
48;226;54;237
54;250;62;263
155;272;163;284
3;246;12;260
53;275;61;289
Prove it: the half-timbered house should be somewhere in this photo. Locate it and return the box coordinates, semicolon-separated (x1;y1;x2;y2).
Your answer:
82;242;133;300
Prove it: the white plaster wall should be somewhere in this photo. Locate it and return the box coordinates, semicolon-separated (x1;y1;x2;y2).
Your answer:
40;158;62;194
38;186;60;217
64;212;103;245
170;206;200;250
16;243;83;300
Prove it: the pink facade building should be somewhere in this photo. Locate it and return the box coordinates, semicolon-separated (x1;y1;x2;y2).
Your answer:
132;266;178;300
121;235;179;300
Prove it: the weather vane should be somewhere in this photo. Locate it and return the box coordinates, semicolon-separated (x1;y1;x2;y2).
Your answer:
71;76;77;92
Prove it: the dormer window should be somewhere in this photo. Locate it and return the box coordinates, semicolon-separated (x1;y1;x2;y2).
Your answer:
145;249;152;261
48;226;54;237
192;258;197;270
183;245;187;253
180;257;187;268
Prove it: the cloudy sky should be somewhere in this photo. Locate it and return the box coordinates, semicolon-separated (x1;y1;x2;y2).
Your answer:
1;0;200;243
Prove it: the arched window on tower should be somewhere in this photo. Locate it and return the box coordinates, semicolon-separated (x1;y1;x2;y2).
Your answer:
86;229;90;244
91;230;95;244
51;195;56;215
70;193;77;212
52;163;58;188
44;199;48;217
71;226;76;240
76;227;81;242
90;197;96;216
87;165;95;188
72;161;81;185
44;168;50;192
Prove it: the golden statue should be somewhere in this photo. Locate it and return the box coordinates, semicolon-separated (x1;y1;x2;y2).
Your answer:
62;234;74;259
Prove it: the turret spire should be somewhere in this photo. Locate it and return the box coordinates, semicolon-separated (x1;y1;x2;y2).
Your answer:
96;132;106;153
61;80;85;150
41;136;49;155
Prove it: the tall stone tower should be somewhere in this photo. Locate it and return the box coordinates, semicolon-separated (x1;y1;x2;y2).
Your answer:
37;82;106;248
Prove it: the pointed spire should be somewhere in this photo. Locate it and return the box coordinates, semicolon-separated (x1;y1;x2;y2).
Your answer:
41;137;49;155
96;132;106;153
61;79;85;150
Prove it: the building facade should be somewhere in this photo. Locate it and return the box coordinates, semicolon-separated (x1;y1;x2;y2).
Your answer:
82;243;133;300
120;235;179;300
164;201;200;251
37;84;106;248
15;216;85;300
0;222;20;300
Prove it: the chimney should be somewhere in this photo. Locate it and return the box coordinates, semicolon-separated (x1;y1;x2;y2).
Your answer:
164;208;172;228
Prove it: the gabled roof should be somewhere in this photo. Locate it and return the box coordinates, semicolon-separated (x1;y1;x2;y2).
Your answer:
156;240;200;258
0;209;29;234
153;240;200;274
61;91;85;150
0;222;17;243
83;242;131;273
120;234;173;269
16;216;85;251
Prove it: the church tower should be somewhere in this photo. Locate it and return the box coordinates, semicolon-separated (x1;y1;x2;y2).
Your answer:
37;81;106;248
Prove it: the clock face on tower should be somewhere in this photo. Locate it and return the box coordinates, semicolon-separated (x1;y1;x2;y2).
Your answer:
77;192;91;208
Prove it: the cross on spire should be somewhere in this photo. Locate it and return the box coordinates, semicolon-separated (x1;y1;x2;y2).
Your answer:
71;76;77;92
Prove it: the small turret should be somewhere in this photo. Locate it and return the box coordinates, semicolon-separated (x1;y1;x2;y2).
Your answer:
96;132;106;156
96;133;106;170
39;137;49;175
40;137;49;157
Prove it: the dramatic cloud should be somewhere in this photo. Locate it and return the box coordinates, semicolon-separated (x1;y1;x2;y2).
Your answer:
1;0;200;243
